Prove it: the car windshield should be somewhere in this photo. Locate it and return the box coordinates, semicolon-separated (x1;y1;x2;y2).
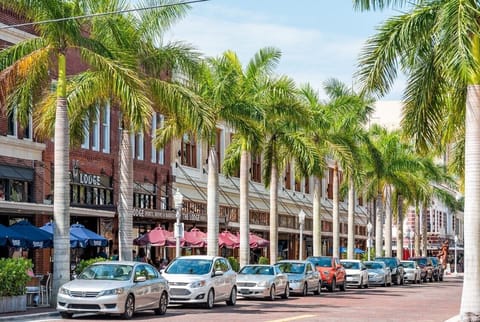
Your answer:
276;263;305;274
78;264;133;281
307;257;331;267
413;258;427;266
364;262;383;269
165;258;212;275
239;265;273;275
402;262;415;269
376;258;395;267
341;261;360;269
430;258;439;265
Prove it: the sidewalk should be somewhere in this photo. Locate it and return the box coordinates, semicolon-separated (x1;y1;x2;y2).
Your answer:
0;305;59;322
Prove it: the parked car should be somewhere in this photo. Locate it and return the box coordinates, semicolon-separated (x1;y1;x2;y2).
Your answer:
306;256;346;292
161;255;237;309
236;264;289;300
429;257;444;281
364;261;392;287
409;257;434;282
340;259;369;289
275;260;321;296
57;261;169;320
374;257;405;285
401;260;422;284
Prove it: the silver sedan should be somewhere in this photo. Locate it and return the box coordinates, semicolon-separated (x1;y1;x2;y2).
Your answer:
237;264;289;300
275;260;321;296
364;261;392;287
57;261;169;320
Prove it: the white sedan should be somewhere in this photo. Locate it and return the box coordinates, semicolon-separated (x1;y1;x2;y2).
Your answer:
340;259;369;289
237;264;289;300
401;260;422;284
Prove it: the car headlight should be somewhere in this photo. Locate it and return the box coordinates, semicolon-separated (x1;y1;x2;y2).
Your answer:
258;280;269;287
190;280;207;288
98;288;125;297
59;287;70;296
290;279;302;283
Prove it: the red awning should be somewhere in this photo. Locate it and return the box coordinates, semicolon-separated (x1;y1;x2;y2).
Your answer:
133;227;178;247
183;228;207;248
219;230;239;248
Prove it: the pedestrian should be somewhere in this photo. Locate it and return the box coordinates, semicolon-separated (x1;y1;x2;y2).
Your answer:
110;249;119;260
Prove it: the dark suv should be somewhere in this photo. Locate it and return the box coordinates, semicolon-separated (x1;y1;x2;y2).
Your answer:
428;257;444;281
375;257;405;285
409;257;434;282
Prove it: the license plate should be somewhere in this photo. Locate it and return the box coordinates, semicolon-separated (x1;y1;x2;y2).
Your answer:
240;289;250;294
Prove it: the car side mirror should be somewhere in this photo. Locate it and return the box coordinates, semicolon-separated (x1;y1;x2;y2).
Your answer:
213;270;224;277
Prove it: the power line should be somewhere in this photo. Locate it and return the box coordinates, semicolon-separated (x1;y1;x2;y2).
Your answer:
0;0;209;30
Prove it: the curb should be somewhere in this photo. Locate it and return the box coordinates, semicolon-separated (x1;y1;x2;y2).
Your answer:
0;311;59;322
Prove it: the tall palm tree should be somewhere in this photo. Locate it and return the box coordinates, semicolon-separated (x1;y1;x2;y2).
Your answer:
0;0;155;304
353;1;476;317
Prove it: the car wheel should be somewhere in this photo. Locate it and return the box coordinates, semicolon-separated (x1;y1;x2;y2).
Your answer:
339;281;346;291
394;274;401;285
269;285;276;301
155;291;168;315
281;283;290;299
314;282;321;295
383;277;387;287
328;278;336;292
226;286;237;306
364;280;369;289
400;275;404;285
60;312;73;319
302;283;308;296
204;289;215;309
358;277;363;289
121;294;134;320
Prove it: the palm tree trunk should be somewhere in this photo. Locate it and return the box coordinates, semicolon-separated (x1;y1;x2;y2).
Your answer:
269;163;279;264
239;148;250;267
207;146;219;256
460;84;480;320
415;201;421;256
51;53;70;307
313;176;322;256
384;185;392;257
347;176;355;259
397;194;404;260
118;128;133;261
332;163;340;259
375;192;383;258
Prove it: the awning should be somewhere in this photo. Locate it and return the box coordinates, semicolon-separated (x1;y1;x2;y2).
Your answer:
0;164;34;181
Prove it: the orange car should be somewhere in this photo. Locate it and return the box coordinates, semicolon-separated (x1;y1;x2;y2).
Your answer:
307;256;346;292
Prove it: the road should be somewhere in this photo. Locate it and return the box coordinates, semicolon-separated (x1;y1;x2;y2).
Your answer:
41;275;462;322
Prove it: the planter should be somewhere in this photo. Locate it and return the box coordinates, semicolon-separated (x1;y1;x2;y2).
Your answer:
0;295;27;313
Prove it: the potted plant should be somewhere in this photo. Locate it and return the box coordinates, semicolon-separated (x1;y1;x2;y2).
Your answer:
0;257;33;313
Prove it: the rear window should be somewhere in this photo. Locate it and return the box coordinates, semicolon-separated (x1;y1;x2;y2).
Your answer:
307;257;331;267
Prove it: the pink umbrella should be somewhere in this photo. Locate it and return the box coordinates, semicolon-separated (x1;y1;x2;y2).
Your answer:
133;227;179;247
183;228;207;248
218;230;240;248
248;232;270;249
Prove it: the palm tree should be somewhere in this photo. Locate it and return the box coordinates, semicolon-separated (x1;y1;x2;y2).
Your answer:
353;1;476;317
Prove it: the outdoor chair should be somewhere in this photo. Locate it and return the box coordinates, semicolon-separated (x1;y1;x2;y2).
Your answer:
39;273;51;305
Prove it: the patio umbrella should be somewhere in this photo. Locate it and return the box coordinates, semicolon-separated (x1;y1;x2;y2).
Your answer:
0;224;27;248
218;231;239;248
70;224;108;247
134;226;178;247
354;248;365;254
9;220;53;249
183;228;207;248
248;232;270;249
39;222;84;248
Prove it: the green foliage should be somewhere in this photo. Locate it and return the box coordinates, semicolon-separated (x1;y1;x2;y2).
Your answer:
227;257;240;272
0;257;33;296
361;248;376;261
258;256;269;264
75;257;106;275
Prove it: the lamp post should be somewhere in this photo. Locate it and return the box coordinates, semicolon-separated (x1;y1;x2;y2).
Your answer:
173;188;184;258
298;209;306;260
454;235;458;276
367;222;373;261
407;228;413;259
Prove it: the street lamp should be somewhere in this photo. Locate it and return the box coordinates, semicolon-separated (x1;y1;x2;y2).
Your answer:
367;222;373;261
454;235;458;276
298;209;306;260
173;188;184;258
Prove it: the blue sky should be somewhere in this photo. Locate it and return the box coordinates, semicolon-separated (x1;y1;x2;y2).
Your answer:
164;0;404;103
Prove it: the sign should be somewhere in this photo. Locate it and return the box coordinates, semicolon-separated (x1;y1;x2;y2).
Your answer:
174;223;184;238
70;170;111;187
132;208;207;222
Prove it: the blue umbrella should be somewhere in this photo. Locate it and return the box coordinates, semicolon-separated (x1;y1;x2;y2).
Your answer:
39;222;85;248
339;246;347;253
0;224;27;248
354;248;365;254
70;224;108;247
9;220;53;249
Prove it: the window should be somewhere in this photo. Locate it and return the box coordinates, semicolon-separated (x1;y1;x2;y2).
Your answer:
102;102;110;153
70;184;113;206
81;119;90;149
181;134;197;168
7;108;17;137
135;132;144;160
251;154;261;183
304;177;310;194
92;106;100;151
151;113;164;164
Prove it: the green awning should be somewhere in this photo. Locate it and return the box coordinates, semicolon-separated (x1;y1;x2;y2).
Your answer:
0;165;34;181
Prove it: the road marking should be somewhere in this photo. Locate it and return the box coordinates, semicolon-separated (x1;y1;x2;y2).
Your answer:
267;315;316;322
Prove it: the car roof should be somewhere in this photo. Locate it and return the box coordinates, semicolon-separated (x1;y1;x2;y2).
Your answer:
92;260;137;265
340;259;361;262
276;260;308;264
176;255;218;260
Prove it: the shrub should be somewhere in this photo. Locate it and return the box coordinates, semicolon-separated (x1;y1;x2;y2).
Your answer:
75;257;106;275
227;257;240;272
0;257;33;296
258;256;269;264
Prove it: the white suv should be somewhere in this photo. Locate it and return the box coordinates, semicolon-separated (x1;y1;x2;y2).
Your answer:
161;255;237;309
